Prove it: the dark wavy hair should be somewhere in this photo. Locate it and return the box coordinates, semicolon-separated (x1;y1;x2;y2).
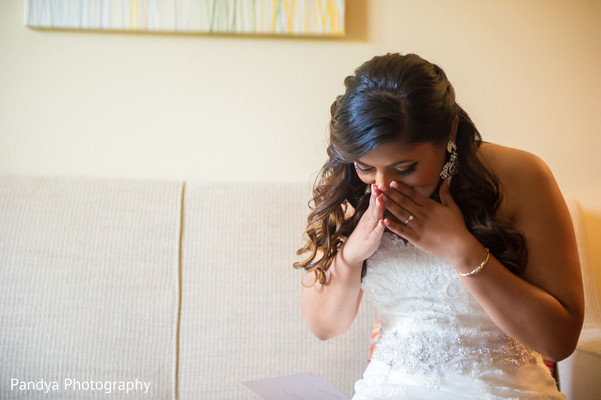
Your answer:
294;53;527;285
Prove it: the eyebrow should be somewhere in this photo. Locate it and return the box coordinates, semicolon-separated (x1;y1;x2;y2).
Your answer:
355;160;417;168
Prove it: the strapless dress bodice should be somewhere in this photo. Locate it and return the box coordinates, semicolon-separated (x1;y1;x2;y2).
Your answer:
353;232;564;400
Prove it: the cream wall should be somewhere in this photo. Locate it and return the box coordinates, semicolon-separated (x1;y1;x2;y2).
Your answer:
1;0;599;210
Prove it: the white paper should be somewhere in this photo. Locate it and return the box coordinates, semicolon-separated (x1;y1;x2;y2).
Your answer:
242;372;350;400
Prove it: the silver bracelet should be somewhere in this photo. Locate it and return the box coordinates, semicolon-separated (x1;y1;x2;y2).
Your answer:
459;248;490;277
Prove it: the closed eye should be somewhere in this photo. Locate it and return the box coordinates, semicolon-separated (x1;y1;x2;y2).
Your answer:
395;162;417;176
354;162;418;176
354;163;373;175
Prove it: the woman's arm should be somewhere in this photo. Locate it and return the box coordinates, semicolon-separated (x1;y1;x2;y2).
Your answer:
380;147;584;361
301;185;387;340
458;148;584;361
301;249;364;341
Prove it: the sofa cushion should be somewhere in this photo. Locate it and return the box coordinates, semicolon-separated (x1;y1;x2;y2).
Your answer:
557;329;601;399
178;182;377;399
0;176;182;399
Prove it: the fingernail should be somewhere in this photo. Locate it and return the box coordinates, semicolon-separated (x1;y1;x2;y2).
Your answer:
390;181;398;188
383;218;391;226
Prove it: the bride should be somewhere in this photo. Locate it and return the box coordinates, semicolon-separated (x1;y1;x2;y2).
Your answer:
294;53;583;399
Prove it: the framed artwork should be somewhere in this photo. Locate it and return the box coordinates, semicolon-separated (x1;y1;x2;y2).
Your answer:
24;0;345;37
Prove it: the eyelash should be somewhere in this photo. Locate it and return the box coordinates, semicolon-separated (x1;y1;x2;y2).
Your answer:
354;163;417;176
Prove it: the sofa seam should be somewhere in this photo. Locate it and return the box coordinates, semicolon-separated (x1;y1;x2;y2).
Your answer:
173;181;185;400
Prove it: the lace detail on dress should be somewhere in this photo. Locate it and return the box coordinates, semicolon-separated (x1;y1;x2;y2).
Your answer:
354;232;563;399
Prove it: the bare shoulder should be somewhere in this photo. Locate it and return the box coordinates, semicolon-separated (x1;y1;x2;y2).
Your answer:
477;142;553;187
477;142;557;220
478;142;579;282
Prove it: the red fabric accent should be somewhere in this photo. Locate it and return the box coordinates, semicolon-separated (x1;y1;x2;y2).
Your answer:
367;317;381;364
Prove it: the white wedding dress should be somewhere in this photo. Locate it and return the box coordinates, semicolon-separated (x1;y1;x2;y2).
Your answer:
353;232;565;400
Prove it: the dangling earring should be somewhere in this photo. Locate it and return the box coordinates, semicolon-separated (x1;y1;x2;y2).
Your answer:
440;141;458;179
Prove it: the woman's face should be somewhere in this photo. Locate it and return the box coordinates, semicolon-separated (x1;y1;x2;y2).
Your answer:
354;139;447;198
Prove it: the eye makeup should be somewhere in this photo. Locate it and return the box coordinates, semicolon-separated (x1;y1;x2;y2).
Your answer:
353;162;418;176
354;163;372;175
395;162;417;176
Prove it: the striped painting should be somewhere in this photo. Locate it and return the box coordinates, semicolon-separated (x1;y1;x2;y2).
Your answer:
24;0;345;36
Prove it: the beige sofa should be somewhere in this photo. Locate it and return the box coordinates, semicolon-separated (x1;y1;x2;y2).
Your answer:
1;176;599;399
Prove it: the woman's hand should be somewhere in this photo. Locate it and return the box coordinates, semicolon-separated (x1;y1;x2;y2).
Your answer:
379;179;474;262
341;184;387;266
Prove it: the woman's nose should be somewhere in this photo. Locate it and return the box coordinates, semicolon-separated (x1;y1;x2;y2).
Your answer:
375;172;394;188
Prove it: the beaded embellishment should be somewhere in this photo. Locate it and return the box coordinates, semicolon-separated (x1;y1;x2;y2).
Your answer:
371;328;540;376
